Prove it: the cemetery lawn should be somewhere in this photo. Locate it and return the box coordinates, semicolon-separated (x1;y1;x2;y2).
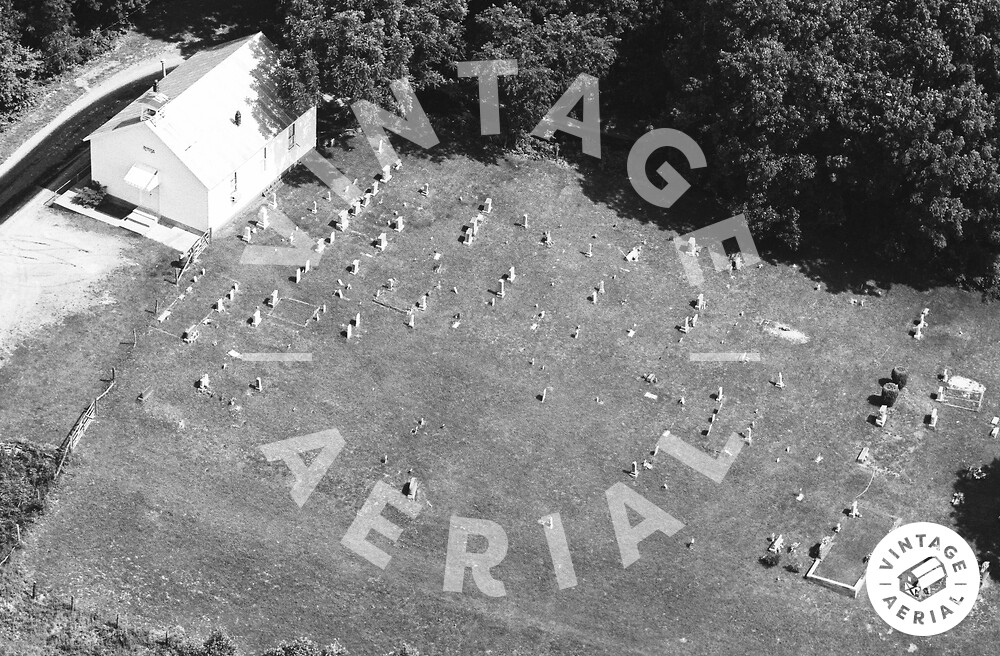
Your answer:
5;130;1000;655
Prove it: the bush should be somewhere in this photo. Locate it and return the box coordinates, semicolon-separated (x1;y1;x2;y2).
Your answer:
202;630;238;656
882;382;900;407
891;367;908;389
260;637;348;656
759;552;781;568
73;180;107;208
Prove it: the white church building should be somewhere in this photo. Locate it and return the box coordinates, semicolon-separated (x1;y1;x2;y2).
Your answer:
85;32;316;235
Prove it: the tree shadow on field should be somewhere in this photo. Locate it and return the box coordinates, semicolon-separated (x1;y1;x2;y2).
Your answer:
564;133;955;298
950;458;1000;579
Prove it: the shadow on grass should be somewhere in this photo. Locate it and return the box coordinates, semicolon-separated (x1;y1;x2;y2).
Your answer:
951;458;1000;578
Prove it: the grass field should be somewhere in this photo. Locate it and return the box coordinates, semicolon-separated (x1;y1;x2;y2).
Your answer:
4;127;1000;655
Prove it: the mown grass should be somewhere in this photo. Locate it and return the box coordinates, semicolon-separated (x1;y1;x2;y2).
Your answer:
4;125;1000;656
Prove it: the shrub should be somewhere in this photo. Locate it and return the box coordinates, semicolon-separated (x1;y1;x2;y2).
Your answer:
891;367;908;389
202;630;238;656
882;382;900;407
759;552;780;568
260;637;349;656
73;180;107;208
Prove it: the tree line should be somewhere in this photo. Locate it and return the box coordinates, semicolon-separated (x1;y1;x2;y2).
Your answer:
5;0;1000;295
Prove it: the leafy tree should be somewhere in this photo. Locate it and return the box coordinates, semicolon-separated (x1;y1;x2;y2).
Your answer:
0;24;40;119
472;4;618;137
202;629;238;656
649;0;1000;295
276;0;467;106
260;637;349;656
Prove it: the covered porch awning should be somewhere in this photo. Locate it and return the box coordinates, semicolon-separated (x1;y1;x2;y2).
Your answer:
124;163;159;192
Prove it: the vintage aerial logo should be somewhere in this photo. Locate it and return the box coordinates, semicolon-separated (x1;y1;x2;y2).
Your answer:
866;522;980;636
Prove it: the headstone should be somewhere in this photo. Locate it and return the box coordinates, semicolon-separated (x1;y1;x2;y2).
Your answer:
691;313;699;327
311;200;318;214
598;280;605;294
420;183;429;196
914;323;924;340
335;289;344;299
679;316;691;333
857;447;869;463
775;372;785;389
376;233;388;251
625;247;641;262
768;535;784;553
544;231;552;247
585;243;593;257
350;259;360;275
875;404;888;427
929;407;939;429
717;387;723;401
507;267;516;282
346;324;353;340
393;217;404;232
686;237;697;256
198;374;210;389
406;477;417;500
354;312;361;327
243;226;252;242
849;500;861;518
271;191;277;208
484;197;493;213
326;190;332;202
696;293;705;311
382;164;392;182
573;325;581;339
393;159;402;170
295;268;302;284
497;279;506;298
362;192;372;207
378;138;385;153
417;294;428;311
522;213;529;228
251;307;262;327
629;461;638;479
372;180;380;195
407;312;415;328
269;290;278;307
315;238;326;253
254;377;262;391
991;427;999;439
259;206;270;229
304;259;311;273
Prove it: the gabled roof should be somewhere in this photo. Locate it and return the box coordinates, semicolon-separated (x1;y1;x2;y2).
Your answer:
86;32;312;188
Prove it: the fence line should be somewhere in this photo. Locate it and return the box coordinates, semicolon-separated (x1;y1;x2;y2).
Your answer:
53;378;116;479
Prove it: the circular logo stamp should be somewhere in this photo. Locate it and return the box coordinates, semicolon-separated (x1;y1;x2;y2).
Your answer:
866;522;980;636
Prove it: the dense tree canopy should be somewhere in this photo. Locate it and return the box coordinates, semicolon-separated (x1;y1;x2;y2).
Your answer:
275;0;466;106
